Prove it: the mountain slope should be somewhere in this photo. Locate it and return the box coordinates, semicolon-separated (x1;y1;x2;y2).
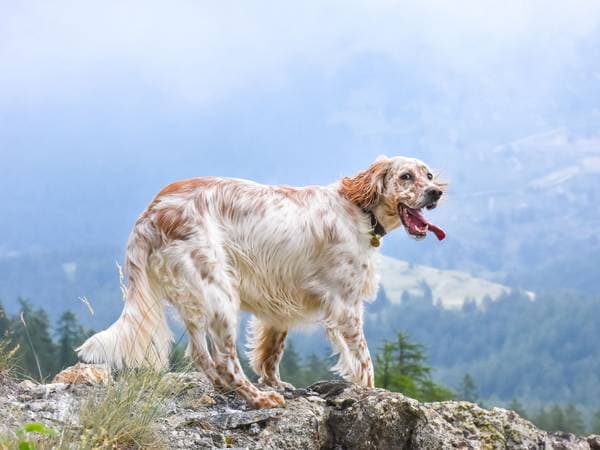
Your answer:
379;255;533;309
380;128;600;295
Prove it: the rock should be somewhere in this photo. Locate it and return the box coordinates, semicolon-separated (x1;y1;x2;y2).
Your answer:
28;382;68;399
28;401;50;412
588;435;600;450
52;362;110;385
17;380;37;390
180;393;217;409
198;393;216;406
310;379;352;398
1;368;598;449
211;409;282;429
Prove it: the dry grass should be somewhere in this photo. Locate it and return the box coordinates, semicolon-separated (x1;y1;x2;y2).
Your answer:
75;369;185;449
0;338;18;376
1;368;185;450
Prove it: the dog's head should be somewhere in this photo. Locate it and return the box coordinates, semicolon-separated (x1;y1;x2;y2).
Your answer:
340;155;447;240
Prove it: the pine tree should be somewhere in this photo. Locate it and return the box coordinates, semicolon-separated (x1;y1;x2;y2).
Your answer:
375;340;397;390
303;353;331;385
461;298;477;314
13;299;58;380
507;398;528;419
418;280;434;305
279;339;302;386
457;373;479;403
535;407;551;431
563;404;586;435
592;407;600;434
418;379;454;402
0;301;17;374
401;290;411;304
374;330;453;401
56;310;85;370
0;302;10;338
396;331;431;382
370;286;391;313
548;404;566;432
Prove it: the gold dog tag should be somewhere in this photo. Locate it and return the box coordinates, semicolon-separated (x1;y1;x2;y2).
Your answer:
370;234;381;247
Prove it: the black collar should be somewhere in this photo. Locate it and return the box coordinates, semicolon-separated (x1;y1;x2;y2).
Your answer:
368;211;387;237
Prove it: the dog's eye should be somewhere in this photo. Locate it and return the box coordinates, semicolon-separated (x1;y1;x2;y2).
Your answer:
400;173;412;181
427;173;433;180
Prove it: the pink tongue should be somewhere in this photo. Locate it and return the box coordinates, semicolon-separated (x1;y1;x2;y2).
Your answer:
410;209;446;241
427;223;446;241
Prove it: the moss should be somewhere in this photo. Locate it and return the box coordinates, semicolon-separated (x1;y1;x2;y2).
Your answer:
476;419;506;449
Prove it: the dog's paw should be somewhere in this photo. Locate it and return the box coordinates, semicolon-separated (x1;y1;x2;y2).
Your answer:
251;390;285;409
258;377;296;391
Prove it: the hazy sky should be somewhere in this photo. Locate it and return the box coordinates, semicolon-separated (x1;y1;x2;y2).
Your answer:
2;1;600;105
1;1;599;250
3;1;599;160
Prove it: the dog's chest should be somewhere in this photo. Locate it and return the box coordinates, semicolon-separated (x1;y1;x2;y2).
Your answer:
308;250;380;301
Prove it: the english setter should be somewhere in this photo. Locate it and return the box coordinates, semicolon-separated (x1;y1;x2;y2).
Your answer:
78;155;446;408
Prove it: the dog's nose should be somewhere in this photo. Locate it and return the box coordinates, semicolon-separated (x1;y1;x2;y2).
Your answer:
426;187;443;201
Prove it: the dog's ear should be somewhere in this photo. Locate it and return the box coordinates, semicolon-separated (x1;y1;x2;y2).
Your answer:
340;156;392;210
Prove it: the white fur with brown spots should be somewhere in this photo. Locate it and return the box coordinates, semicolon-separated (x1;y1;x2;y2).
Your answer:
77;155;446;408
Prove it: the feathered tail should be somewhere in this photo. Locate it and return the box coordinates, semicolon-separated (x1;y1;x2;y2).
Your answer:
77;226;173;369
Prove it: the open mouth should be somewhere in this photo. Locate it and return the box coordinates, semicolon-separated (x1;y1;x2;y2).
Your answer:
399;204;446;241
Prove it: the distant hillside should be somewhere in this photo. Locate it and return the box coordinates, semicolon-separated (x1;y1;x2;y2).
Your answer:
379;255;534;309
381;128;600;296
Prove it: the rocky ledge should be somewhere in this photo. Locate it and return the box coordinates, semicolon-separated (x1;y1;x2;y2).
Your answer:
1;365;599;449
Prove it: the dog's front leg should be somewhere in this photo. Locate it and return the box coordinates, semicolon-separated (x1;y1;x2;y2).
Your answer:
325;302;374;388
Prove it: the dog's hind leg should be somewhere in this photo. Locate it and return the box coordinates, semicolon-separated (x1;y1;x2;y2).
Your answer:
167;284;225;390
207;298;285;408
177;246;284;408
164;243;283;408
246;316;294;390
173;270;285;408
184;319;226;389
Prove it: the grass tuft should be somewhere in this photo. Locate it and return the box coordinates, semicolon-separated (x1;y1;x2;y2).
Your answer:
1;367;185;450
75;369;184;449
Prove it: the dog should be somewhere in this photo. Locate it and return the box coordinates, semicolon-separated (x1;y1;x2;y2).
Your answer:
77;155;446;408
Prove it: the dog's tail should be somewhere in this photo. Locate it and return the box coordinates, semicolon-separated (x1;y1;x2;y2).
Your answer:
77;225;173;369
